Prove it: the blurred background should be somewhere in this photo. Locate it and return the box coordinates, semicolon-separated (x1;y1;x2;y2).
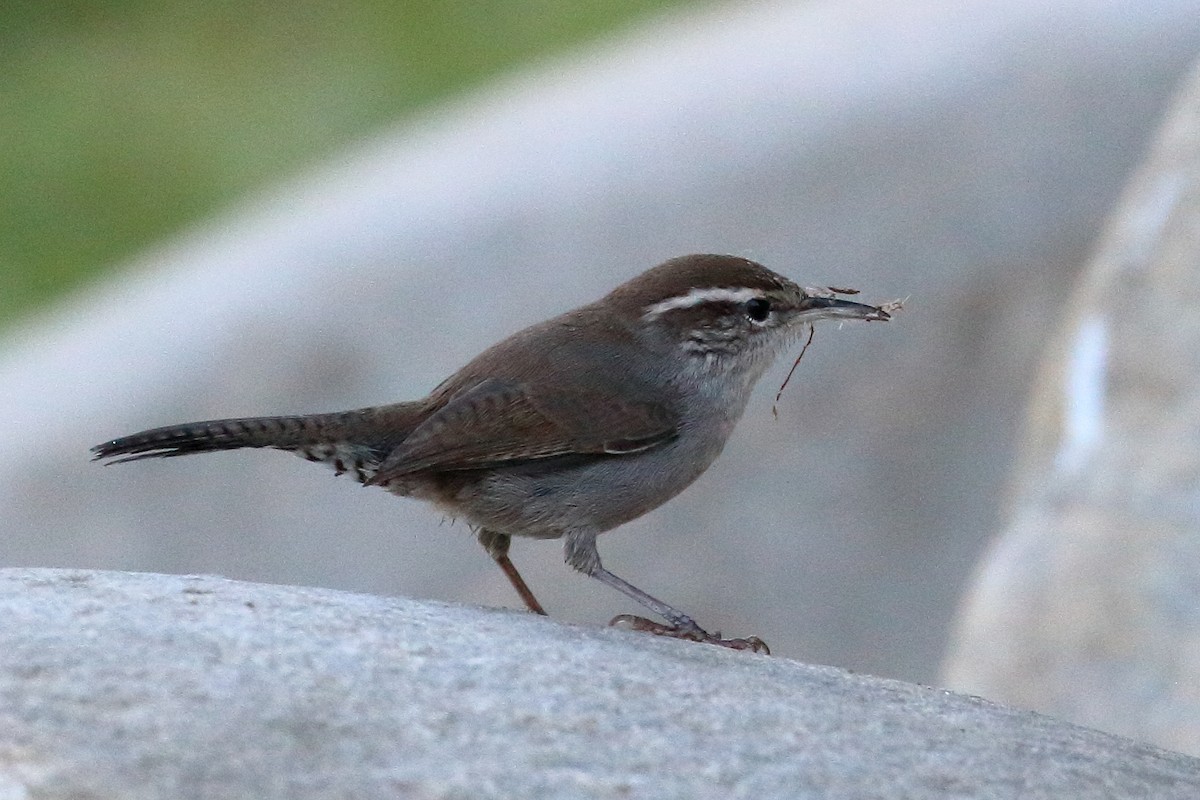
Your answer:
4;0;1200;756
0;0;685;329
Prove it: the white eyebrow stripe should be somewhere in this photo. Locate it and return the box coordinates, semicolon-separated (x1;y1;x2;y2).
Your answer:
642;287;765;320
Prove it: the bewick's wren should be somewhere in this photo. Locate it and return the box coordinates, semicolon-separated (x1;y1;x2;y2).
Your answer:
94;254;892;652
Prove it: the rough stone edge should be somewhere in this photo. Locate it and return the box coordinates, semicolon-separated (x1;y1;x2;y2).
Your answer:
2;568;1199;799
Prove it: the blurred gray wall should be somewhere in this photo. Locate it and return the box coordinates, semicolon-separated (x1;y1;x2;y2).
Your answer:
944;60;1200;757
2;0;1198;683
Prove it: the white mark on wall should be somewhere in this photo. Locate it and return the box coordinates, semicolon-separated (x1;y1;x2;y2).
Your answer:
1055;313;1109;476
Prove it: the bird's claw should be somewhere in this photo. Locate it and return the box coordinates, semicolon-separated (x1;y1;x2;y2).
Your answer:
608;614;770;654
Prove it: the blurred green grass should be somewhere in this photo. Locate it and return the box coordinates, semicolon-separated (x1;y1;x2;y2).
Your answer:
0;0;685;329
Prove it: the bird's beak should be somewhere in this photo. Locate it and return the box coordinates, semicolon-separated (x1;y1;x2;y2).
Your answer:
794;295;892;323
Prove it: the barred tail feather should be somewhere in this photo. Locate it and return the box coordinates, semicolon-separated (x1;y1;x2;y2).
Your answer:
92;405;423;483
92;415;328;463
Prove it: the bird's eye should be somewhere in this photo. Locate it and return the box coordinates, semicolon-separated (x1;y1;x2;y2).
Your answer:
745;297;771;323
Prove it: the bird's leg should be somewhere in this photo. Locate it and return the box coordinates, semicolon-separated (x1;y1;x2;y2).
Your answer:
478;529;547;615
564;531;769;654
607;614;769;654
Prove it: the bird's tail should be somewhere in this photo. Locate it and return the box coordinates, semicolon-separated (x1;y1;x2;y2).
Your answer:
92;405;421;484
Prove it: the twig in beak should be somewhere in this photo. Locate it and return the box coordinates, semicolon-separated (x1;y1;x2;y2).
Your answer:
772;324;816;419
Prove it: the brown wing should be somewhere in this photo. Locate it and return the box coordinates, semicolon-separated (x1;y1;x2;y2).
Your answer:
369;378;678;481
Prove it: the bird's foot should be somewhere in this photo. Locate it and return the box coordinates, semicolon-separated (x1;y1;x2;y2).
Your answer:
608;614;770;654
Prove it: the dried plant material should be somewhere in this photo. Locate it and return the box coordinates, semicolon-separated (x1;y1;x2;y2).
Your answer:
804;285;861;298
773;324;816;418
773;295;903;416
859;296;905;323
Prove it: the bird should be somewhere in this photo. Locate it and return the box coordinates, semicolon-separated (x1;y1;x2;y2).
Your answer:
93;254;893;652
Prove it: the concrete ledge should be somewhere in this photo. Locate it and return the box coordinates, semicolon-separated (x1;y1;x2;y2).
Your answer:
1;568;1197;798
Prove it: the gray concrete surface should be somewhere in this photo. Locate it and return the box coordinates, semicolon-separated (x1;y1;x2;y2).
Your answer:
943;60;1200;756
2;0;1200;685
2;568;1198;799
